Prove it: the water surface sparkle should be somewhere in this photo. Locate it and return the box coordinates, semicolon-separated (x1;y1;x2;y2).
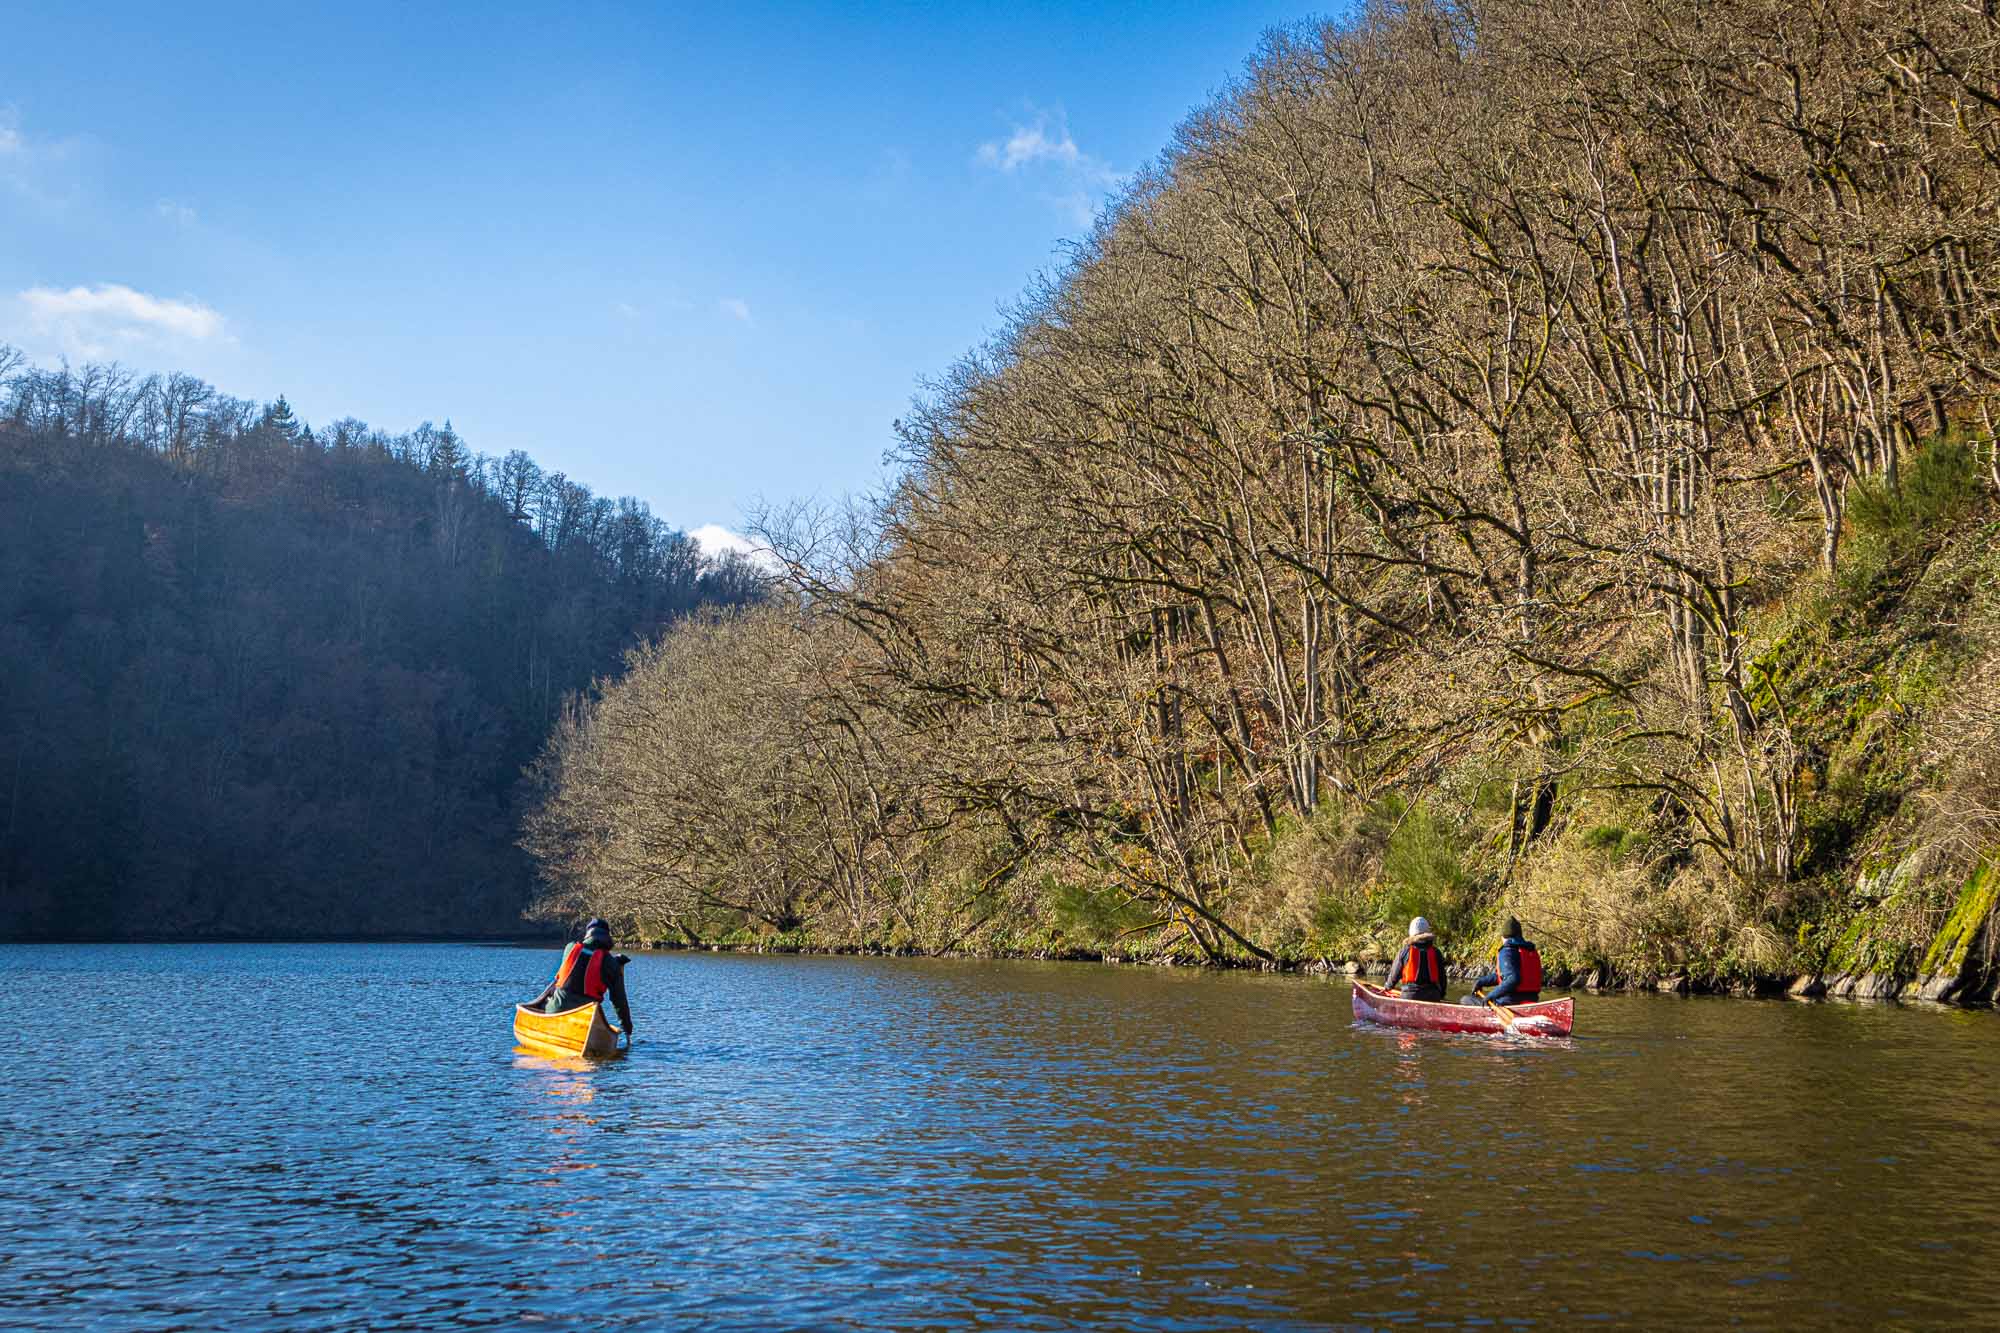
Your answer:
3;944;1995;1328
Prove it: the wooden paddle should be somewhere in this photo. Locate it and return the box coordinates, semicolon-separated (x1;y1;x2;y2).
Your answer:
1473;987;1520;1033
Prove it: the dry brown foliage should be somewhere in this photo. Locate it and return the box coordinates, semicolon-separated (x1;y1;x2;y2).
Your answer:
527;0;2000;962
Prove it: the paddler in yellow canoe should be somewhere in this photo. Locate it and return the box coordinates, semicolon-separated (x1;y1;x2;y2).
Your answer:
523;917;636;1042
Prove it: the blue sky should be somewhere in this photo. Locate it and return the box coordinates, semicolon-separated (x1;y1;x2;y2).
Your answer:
2;1;1337;550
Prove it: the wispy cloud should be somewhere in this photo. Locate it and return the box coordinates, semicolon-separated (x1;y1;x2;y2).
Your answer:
0;102;28;157
978;120;1084;172
11;283;229;360
976;108;1125;227
0;107;86;211
0;107;33;185
719;297;752;324
156;199;198;228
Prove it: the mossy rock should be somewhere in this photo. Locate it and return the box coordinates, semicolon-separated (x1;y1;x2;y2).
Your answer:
1921;859;2000;977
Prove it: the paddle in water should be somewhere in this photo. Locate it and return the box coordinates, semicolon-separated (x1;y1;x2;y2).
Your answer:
1473;987;1519;1033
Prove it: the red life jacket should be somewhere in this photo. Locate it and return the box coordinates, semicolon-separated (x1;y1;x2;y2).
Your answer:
1400;942;1442;986
555;942;609;999
1511;941;1543;994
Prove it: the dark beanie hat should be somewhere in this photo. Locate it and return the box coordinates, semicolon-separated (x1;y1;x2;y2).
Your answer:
1503;915;1522;939
583;917;612;946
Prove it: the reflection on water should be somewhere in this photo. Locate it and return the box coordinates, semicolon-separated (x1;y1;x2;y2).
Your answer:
511;1049;605;1077
527;1070;597;1223
1;943;1997;1329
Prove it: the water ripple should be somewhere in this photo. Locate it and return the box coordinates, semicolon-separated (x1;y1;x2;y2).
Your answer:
1;945;1995;1329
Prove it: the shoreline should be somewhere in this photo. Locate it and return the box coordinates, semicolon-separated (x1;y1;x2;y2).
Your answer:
5;930;1989;1009
629;938;2000;1010
0;932;561;946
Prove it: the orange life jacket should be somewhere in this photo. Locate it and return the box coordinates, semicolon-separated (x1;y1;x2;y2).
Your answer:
1401;942;1442;987
555;943;609;999
1510;941;1543;994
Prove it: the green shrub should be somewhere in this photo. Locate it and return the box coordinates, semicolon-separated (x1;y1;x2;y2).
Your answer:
1376;797;1479;941
1581;822;1646;862
1307;884;1366;954
1049;879;1154;945
1847;436;1984;545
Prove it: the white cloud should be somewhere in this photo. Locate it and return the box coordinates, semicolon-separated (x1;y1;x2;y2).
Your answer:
690;523;781;571
975;108;1126;227
156;199;198;227
0;124;21;155
23;284;224;340
613;300;640;318
718;297;752;324
11;283;229;360
978;120;1084;172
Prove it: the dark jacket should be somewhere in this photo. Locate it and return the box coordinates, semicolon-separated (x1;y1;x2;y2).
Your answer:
527;945;634;1035
1385;938;1448;1000
1475;935;1539;1004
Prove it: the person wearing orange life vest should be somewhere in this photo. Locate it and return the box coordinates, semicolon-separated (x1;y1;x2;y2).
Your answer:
1469;916;1542;1006
1383;916;1449;1002
524;917;635;1040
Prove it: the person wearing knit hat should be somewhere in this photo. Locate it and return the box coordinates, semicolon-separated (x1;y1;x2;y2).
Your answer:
522;917;636;1044
1469;915;1542;1006
1383;915;1449;1002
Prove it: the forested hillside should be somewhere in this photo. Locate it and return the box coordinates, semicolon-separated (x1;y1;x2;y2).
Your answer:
0;347;763;939
527;0;2000;1000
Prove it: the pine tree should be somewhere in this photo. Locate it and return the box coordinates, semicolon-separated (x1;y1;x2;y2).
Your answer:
430;420;468;481
260;395;300;440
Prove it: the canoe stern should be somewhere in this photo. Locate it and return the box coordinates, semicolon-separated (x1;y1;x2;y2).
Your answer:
513;1002;623;1058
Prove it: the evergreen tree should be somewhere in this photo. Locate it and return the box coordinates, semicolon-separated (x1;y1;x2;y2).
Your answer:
260;395;300;440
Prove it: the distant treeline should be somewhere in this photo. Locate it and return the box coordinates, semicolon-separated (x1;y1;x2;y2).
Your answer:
527;0;2000;994
0;346;763;939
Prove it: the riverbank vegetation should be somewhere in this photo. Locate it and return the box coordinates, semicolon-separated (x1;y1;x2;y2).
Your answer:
527;0;2000;1001
0;350;763;938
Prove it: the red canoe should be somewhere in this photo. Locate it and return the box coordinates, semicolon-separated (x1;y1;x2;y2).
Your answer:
1352;980;1574;1038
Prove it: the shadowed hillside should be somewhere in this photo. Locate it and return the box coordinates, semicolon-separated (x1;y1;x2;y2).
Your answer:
0;349;763;939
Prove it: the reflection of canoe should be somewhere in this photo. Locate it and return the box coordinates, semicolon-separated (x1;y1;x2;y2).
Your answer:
513;1002;623;1058
1352;980;1573;1038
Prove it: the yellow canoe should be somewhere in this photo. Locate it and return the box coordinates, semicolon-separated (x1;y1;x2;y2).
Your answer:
513;1001;623;1058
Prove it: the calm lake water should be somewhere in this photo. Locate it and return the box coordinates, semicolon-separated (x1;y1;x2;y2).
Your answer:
4;944;1998;1329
